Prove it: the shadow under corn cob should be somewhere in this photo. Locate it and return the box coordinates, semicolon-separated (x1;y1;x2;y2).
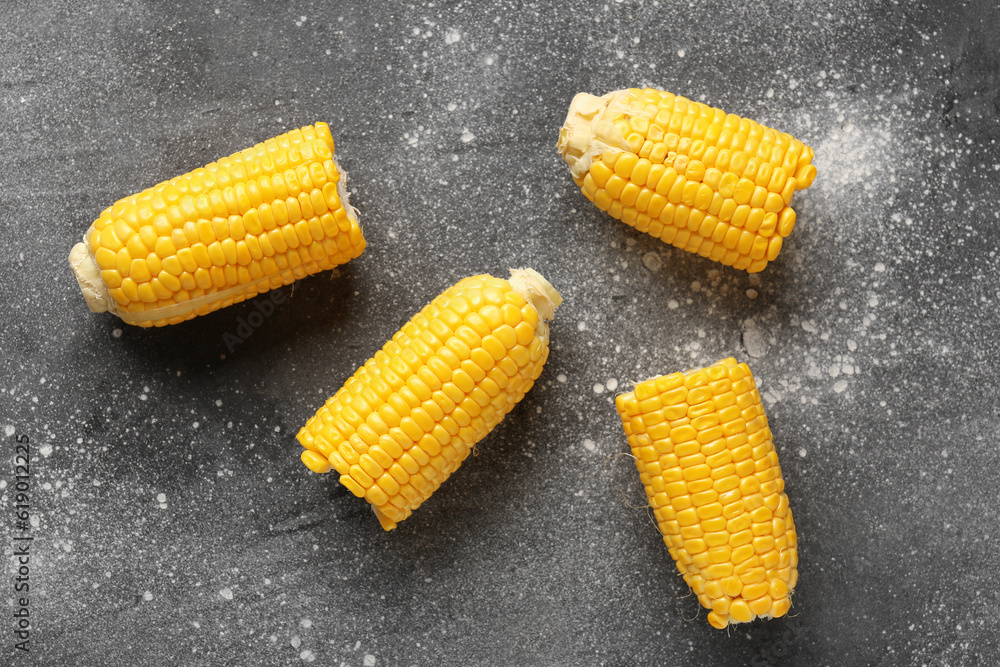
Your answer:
68;122;364;327
615;357;798;629
558;88;816;272
298;269;562;531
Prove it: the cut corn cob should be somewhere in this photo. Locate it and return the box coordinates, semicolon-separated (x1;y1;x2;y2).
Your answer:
558;88;816;273
68;122;365;327
614;357;798;629
298;269;562;531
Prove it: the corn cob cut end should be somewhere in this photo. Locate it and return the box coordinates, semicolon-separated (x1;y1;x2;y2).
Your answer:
68;242;112;313
615;357;798;629
508;267;562;322
302;454;405;531
331;155;360;228
557;90;629;180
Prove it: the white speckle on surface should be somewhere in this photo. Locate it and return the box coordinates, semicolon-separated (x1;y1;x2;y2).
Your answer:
746;289;758;299
460;129;475;143
4;425;14;437
444;29;461;44
556;374;567;383
833;380;848;393
291;636;301;649
112;328;122;338
592;383;605;394
300;650;316;662
301;618;313;628
667;299;679;310
220;587;234;600
143;591;153;601
874;262;886;272
868;295;879;307
847;339;858;351
677;49;685;57
941;449;948;459
446;102;457;111
642;251;662;272
39;444;53;457
192;421;200;429
606;378;618;391
156;493;167;503
798;448;807;458
583;439;596;452
742;319;770;359
364;655;376;667
577;321;587;331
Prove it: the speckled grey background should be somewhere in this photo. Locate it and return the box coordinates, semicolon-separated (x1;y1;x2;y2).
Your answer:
2;1;999;665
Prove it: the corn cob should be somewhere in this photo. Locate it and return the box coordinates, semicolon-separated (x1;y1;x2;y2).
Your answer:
614;357;798;629
298;269;562;531
68;122;365;327
558;88;816;273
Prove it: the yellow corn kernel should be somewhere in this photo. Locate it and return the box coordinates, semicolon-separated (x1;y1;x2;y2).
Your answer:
558;88;815;273
68;122;365;327
614;358;798;629
298;270;561;531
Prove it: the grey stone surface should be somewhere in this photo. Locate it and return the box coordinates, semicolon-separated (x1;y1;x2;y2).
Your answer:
2;1;999;665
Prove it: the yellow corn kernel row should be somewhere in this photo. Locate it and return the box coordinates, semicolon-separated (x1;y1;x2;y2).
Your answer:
68;122;365;327
614;357;798;629
298;269;562;531
558;88;816;272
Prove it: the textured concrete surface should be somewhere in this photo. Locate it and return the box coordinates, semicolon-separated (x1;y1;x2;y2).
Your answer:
2;1;999;665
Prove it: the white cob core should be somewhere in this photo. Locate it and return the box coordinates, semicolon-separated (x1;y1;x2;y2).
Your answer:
557;90;633;180
68;242;111;313
508;268;562;322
